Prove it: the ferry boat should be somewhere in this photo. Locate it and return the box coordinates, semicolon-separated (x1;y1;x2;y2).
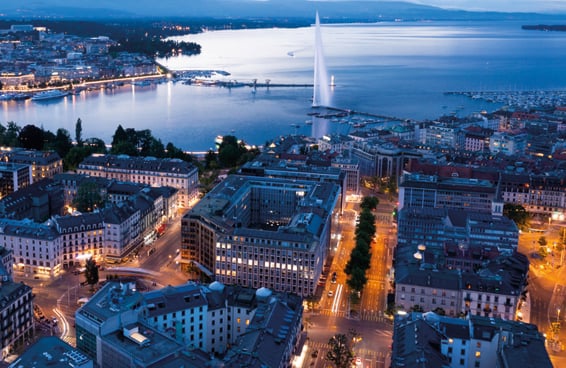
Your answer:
31;90;68;101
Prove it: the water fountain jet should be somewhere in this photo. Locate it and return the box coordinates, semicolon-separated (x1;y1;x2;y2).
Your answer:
312;12;332;108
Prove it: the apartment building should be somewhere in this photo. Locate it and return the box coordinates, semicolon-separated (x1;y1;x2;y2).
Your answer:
75;281;303;368
52;212;105;268
0;219;61;278
395;253;528;320
0;247;34;361
78;154;198;209
3;150;63;182
392;312;551;368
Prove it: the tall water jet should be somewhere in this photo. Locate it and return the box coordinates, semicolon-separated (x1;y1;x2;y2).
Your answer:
312;12;332;108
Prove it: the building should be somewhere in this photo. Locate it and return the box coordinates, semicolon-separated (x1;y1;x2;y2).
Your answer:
78;154;198;209
0;163;32;199
240;152;347;210
499;172;566;215
52;212;105;268
331;156;360;194
0;179;65;222
102;202;141;263
395;252;528;320
0;247;34;361
0;219;61;278
8;336;93;368
396;208;518;256
398;172;502;215
75;280;303;368
182;175;340;297
350;140;419;180
3;149;63;182
392;312;552;368
489;131;527;156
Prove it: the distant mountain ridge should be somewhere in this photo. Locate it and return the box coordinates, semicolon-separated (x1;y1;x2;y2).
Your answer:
1;0;564;21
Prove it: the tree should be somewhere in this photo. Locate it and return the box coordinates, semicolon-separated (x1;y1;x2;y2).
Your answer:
503;203;530;230
218;135;241;167
73;181;105;212
538;236;548;247
84;257;99;291
360;196;379;211
111;140;138;156
326;334;353;368
205;149;218;169
19;124;44;150
111;124;128;147
346;266;367;292
4;122;20;147
52;128;73;158
84;137;107;153
75;118;83;147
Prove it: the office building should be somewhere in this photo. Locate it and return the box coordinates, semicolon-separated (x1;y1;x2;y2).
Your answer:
182;175;340;297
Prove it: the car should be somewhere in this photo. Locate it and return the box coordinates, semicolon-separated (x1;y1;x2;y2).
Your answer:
327;290;334;297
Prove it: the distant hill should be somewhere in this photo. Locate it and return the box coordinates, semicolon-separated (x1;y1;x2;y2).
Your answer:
1;0;564;21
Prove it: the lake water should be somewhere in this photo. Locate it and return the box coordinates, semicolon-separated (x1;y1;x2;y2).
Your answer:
2;20;566;152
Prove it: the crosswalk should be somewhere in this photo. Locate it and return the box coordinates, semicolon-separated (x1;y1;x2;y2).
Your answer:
317;308;393;323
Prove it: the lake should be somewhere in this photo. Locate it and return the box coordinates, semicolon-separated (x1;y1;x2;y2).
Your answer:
2;20;566;151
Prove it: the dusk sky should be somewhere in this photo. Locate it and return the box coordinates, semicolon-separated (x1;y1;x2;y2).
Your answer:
404;0;566;12
3;0;566;14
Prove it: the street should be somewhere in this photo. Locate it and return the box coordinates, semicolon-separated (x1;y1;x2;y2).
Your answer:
14;214;187;348
304;192;395;368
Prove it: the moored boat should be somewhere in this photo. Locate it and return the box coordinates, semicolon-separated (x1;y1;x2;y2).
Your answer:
31;90;68;101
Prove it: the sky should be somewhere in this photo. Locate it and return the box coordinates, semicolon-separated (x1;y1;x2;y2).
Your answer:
393;0;566;13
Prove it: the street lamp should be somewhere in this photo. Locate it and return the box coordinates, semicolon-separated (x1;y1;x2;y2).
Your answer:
558;308;561;323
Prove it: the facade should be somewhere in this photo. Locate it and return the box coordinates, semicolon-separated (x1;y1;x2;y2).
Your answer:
102;202;141;263
75;281;303;368
182;175;340;297
489;131;527;156
52;212;105;268
0;174;174;273
392;312;552;368
78;154;198;209
395;252;528;320
396;208;518;256
398;172;501;215
0;163;32;199
4;149;63;182
0;247;34;360
499;172;566;215
0;219;61;278
350;140;418;179
331;156;360;194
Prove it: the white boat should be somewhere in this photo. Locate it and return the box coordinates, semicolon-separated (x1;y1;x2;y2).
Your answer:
31;90;68;101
